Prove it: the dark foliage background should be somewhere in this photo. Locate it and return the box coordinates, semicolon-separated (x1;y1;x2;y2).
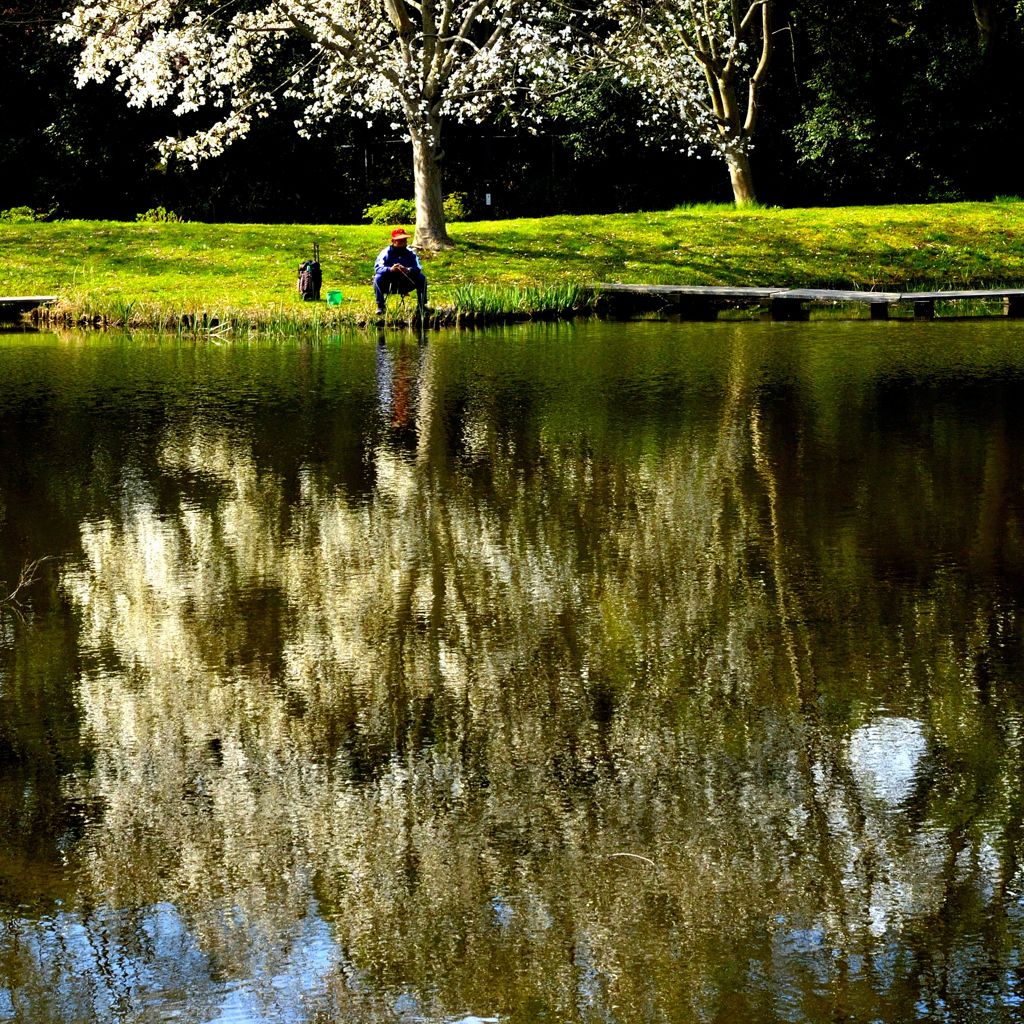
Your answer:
2;1;1022;221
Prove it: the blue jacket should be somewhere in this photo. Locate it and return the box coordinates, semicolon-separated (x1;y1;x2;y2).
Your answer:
374;245;424;277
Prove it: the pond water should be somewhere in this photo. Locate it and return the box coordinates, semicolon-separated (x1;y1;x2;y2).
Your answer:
2;319;1024;1023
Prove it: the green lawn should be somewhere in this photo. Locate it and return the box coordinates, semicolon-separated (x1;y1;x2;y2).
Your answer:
3;201;1024;324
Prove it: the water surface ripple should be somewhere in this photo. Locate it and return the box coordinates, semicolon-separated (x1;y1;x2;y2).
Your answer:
2;321;1024;1023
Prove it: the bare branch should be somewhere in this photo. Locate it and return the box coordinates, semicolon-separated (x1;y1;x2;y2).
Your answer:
742;0;771;133
1;556;55;619
739;0;768;34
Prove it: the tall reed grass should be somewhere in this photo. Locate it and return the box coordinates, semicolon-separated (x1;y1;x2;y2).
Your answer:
451;282;591;321
35;282;595;334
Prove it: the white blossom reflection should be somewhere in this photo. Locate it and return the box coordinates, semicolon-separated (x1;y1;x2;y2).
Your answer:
2;325;1023;1022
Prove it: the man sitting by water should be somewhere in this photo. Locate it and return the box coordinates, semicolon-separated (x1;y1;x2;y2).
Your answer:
373;227;427;315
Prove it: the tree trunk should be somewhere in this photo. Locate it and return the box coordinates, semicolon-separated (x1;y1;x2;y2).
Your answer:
725;145;757;207
972;0;996;53
410;124;453;250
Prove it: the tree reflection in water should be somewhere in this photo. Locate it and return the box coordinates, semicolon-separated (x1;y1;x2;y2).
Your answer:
2;322;1024;1022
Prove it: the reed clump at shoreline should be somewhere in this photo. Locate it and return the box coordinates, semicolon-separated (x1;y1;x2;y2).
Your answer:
31;281;592;334
6;200;1024;331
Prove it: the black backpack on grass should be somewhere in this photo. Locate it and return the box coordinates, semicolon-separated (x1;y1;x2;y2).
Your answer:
298;244;322;301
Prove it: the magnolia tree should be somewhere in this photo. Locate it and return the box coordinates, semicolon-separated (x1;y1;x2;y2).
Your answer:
58;0;571;248
601;0;774;205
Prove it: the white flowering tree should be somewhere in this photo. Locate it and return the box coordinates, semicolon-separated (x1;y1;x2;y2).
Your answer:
58;0;569;248
602;0;774;205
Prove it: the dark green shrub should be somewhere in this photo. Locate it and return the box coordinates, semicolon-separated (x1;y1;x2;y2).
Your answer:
362;198;416;225
0;206;42;223
136;206;184;223
443;192;469;221
363;193;470;225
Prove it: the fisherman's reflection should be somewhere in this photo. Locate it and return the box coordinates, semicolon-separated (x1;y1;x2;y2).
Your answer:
375;332;427;452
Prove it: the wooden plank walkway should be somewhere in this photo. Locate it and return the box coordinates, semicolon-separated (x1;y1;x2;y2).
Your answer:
0;296;57;321
5;288;1024;325
595;284;1024;321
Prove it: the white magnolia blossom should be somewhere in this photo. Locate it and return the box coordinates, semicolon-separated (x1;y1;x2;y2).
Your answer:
599;0;773;204
59;0;573;245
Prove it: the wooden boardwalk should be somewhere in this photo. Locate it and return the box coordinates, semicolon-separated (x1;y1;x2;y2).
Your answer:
0;296;57;321
595;284;1024;321
5;288;1024;325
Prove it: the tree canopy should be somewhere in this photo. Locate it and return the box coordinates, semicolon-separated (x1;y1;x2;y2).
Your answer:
2;0;1024;225
598;0;774;204
58;0;571;247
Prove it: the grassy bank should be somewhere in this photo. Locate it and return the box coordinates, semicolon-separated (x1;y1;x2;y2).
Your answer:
3;201;1024;329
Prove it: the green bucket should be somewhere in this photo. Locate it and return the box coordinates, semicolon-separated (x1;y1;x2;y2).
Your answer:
326;290;343;306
